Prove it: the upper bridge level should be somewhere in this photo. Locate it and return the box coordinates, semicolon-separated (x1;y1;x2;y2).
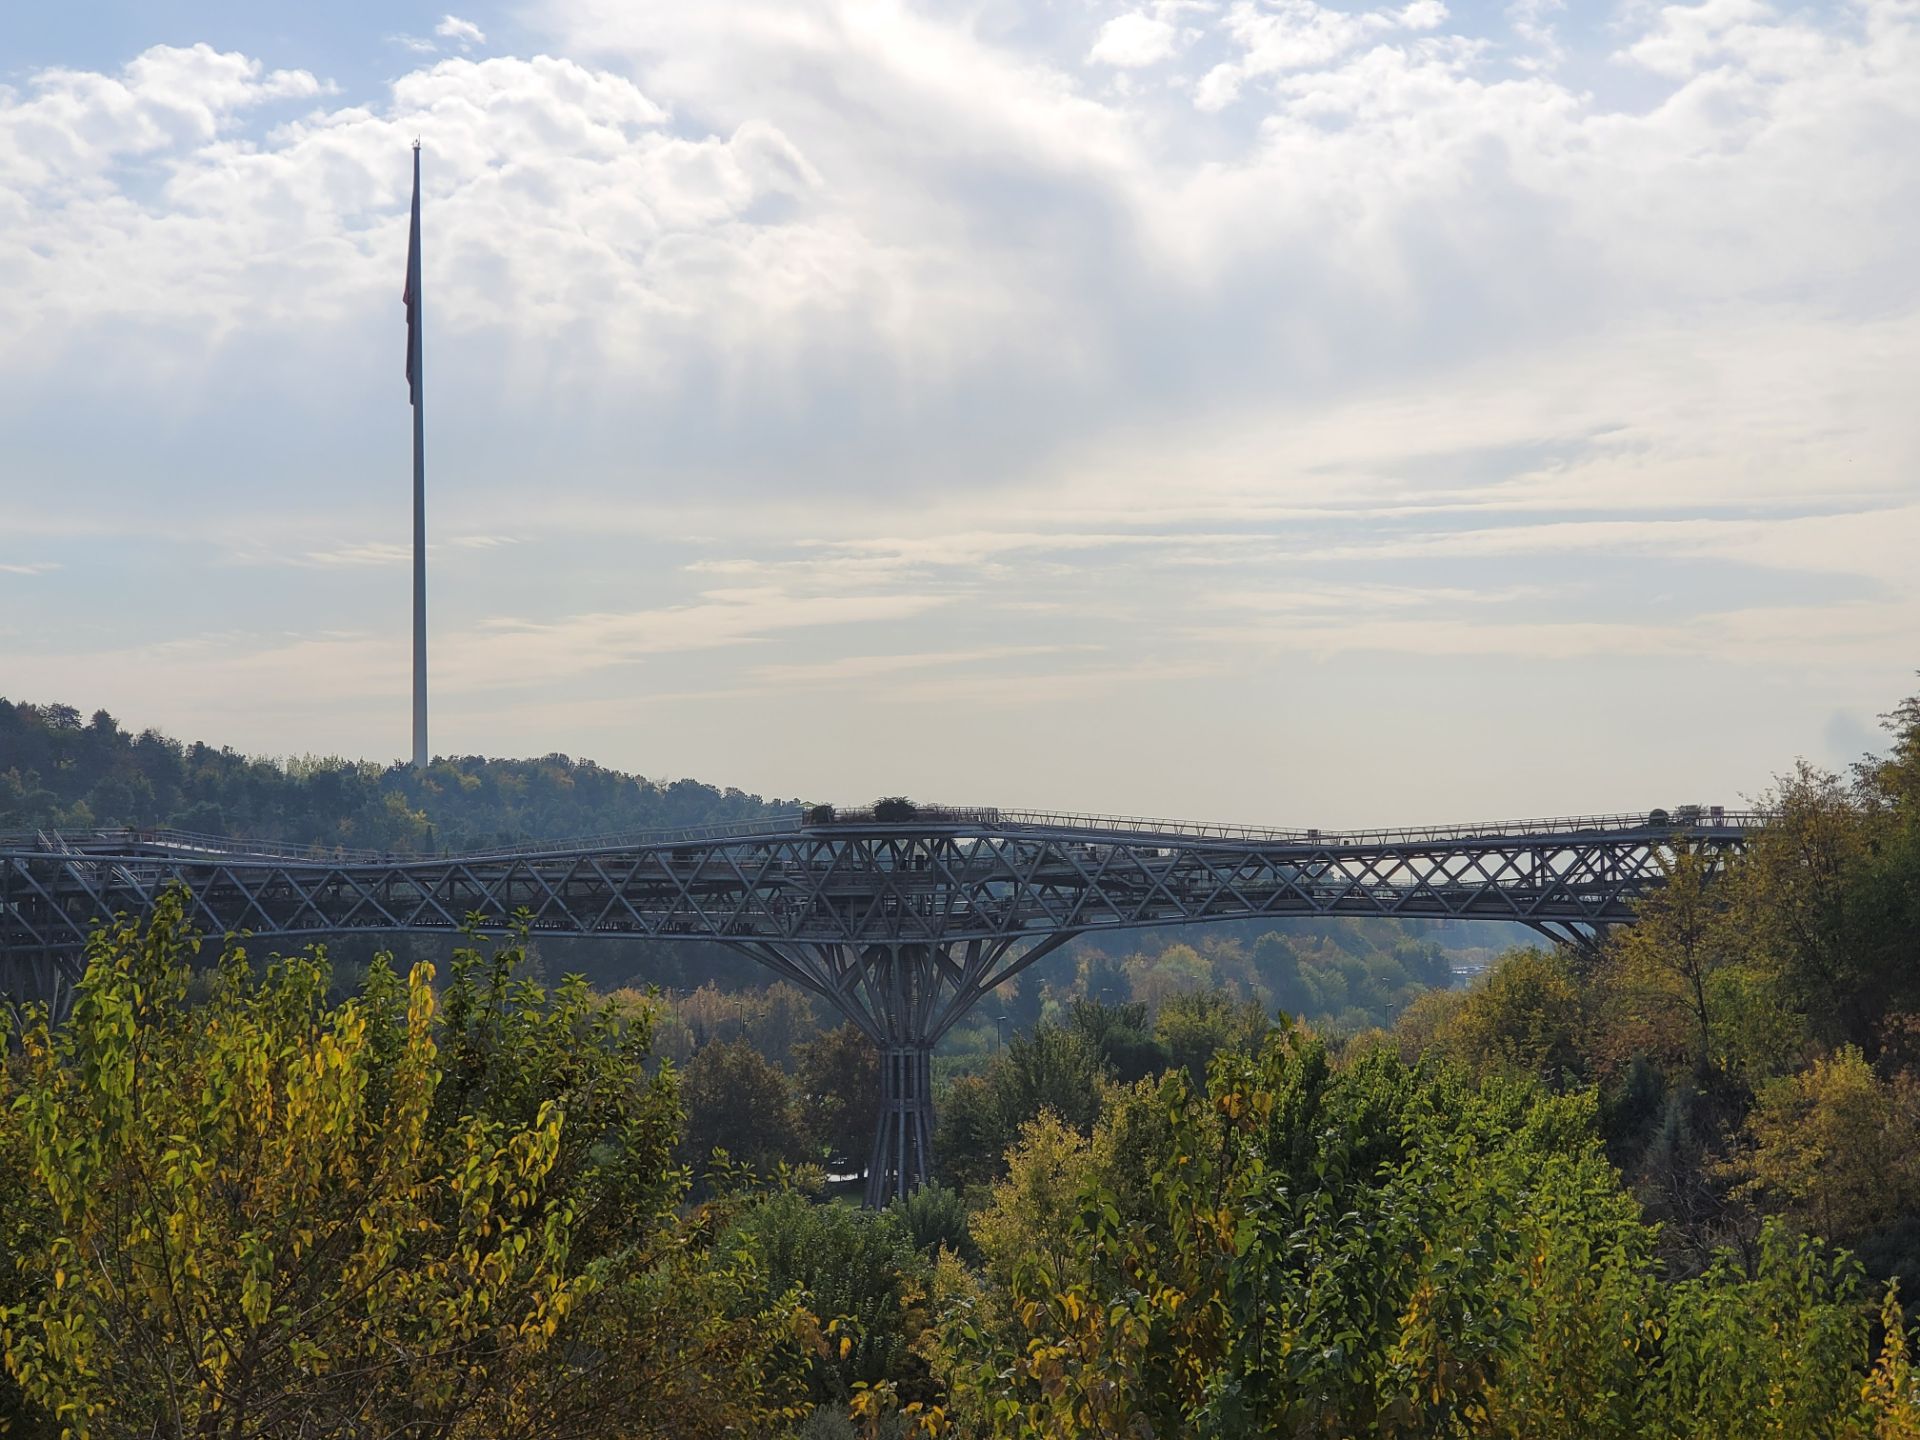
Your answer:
2;803;1762;972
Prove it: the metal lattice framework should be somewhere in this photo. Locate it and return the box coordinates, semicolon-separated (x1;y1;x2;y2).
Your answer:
1;806;1761;1202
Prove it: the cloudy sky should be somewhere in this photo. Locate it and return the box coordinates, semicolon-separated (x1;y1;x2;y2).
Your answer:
1;0;1915;825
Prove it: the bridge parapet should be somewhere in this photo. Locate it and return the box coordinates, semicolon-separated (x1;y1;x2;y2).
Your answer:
989;807;1763;847
3;806;1766;870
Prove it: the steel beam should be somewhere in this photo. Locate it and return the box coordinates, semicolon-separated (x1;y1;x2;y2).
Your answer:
0;812;1761;1194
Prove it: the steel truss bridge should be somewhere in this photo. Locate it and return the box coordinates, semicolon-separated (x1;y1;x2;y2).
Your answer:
1;806;1760;1203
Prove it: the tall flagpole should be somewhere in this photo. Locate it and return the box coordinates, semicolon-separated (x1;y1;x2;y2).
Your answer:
406;142;429;770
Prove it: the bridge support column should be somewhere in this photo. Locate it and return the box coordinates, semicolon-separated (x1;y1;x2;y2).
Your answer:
869;1042;935;1208
1525;919;1613;965
1;950;80;1030
863;943;937;1207
725;932;1077;1206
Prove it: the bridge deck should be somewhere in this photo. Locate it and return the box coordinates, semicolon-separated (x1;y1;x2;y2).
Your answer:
4;806;1761;979
1;806;1764;868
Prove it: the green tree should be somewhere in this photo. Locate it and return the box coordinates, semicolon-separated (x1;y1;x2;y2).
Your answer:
681;1037;807;1176
1253;930;1310;1015
1153;988;1268;1085
1123;941;1214;1007
970;1111;1095;1295
932;1072;1006;1193
1087;1073;1180;1231
1613;844;1738;1079
727;1193;934;1409
997;1022;1104;1134
0;1011;55;1439
1735;761;1884;1046
1863;1282;1920;1439
0;698;787;869
935;1022;1105;1190
1434;947;1586;1084
889;1182;977;1263
1066;998;1168;1084
1644;1223;1873;1439
796;1022;882;1174
938;1033;1894;1440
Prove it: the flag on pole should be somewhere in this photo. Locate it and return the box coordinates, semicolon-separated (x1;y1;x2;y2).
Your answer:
403;142;428;771
403;145;422;407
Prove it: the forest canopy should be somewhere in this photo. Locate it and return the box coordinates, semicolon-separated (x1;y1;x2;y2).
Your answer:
0;698;791;853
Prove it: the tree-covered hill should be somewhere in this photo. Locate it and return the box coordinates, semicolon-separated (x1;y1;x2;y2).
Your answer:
0;699;795;853
0;698;1497;996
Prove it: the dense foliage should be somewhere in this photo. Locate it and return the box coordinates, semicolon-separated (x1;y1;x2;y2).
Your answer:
1007;923;1467;1038
1388;692;1920;1283
0;698;788;852
0;899;806;1439
933;1034;1920;1438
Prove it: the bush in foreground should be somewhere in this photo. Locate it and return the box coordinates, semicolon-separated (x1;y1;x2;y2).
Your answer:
0;894;806;1440
934;1032;1920;1438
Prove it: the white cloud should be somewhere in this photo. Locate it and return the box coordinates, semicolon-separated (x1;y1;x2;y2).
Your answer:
0;43;325;189
1626;0;1778;79
436;15;488;48
0;562;61;576
1193;597;1920;671
288;542;412;569
749;644;1098;687
1398;0;1449;29
1;585;956;717
1214;582;1546;613
228;536;527;568
1089;14;1180;67
454;588;954;687
1194;0;1456;109
1505;0;1566;65
0;49;869;388
12;2;1914;443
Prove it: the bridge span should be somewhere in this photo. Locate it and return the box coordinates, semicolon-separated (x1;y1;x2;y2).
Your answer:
1;805;1760;1203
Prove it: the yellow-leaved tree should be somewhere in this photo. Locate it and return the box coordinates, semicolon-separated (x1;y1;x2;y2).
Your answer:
970;1109;1095;1296
1729;1044;1920;1246
0;891;806;1440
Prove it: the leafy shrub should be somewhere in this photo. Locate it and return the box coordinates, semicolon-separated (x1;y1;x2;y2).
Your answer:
890;1182;976;1262
0;895;806;1439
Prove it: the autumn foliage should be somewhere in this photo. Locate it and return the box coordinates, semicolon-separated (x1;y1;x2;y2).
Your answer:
0;896;806;1439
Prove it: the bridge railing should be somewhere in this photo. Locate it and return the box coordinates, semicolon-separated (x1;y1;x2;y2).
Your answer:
0;827;387;863
0;814;818;865
444;813;813;858
985;808;1772;847
3;806;1774;870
